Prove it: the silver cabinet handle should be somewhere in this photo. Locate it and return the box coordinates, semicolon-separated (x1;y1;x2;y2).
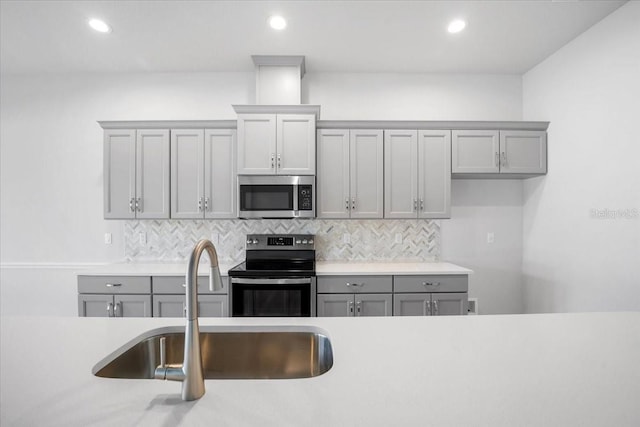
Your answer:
277;153;281;169
345;198;350;210
351;197;356;210
136;197;142;212
183;303;187;317
501;152;507;168
420;199;424;211
198;197;203;212
422;281;440;287
495;152;499;167
426;300;431;316
114;301;121;317
106;283;122;287
413;199;418;211
204;197;209;211
107;302;114;317
346;282;362;287
433;300;438;316
271;153;275;169
349;300;354;315
129;198;135;212
356;301;362;316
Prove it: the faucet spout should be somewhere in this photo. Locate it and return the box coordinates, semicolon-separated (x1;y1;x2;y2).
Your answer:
155;239;224;401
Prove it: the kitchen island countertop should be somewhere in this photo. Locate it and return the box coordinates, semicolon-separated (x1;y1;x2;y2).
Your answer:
2;312;639;426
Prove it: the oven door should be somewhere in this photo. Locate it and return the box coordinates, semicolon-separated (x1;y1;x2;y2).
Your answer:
230;277;316;317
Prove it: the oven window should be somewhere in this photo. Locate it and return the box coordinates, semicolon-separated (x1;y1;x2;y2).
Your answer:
232;284;310;317
240;185;293;211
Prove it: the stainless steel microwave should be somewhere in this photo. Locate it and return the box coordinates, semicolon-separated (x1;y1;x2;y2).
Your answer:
238;175;315;219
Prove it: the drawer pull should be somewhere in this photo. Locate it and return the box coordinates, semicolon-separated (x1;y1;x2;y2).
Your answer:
422;282;440;287
106;283;122;287
346;282;362;287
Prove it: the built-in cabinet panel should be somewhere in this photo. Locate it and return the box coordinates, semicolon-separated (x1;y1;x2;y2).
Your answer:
103;129;170;219
152;294;228;318
357;293;393;316
317;294;353;317
237;113;315;175
78;294;152;317
393;275;468;316
384;130;451;219
452;129;546;176
317;293;392;317
317;129;383;219
171;129;236;219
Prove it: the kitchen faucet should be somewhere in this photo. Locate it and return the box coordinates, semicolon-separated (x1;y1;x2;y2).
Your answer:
154;239;224;401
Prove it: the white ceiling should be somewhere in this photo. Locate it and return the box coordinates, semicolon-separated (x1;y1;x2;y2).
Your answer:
0;0;626;75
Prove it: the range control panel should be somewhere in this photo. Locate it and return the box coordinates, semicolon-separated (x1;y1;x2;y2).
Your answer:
245;234;315;250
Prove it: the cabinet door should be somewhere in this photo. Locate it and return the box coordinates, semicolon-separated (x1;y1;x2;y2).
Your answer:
171;129;204;219
384;130;418;218
115;294;152;318
136;129;170;219
317;294;354;317
451;130;499;173
418;130;451;218
153;294;185;318
499;130;547;174
78;294;113;317
355;293;392;317
103;130;136;219
276;114;316;175
317;129;350;218
350;129;384;218
205;129;237;218
198;294;228;317
393;293;431;316
237;114;276;174
431;293;468;316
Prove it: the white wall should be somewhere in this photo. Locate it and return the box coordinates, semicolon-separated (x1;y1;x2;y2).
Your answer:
522;1;640;313
1;71;523;315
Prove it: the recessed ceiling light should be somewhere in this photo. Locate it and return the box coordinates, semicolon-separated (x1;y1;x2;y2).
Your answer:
269;15;287;30
447;19;466;34
88;18;111;33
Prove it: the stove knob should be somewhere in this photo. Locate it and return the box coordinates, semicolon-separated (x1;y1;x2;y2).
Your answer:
302;239;308;244
246;239;252;244
296;240;302;244
252;239;258;244
308;239;314;245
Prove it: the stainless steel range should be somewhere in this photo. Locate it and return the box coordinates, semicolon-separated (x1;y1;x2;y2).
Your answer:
228;234;316;317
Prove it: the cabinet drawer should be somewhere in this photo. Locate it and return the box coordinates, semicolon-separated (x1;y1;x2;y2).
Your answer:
393;275;468;293
152;276;228;294
78;276;151;294
317;275;392;293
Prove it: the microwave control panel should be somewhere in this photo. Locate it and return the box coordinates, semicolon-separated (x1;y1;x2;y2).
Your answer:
298;185;313;211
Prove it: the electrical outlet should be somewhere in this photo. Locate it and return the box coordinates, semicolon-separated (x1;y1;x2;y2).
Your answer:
139;232;147;245
343;233;351;244
395;233;403;244
104;233;112;245
468;298;479;315
487;232;495;244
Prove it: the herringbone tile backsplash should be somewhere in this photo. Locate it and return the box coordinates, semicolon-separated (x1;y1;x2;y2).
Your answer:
124;219;440;263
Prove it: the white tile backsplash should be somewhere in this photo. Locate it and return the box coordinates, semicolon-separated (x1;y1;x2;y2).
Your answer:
124;219;440;263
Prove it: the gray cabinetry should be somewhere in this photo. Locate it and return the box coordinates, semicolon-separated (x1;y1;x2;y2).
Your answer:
78;276;152;317
452;129;546;177
393;275;468;316
103;129;170;219
317;275;393;317
384;130;451;219
171;129;236;219
317;129;384;219
237;113;315;175
152;276;228;318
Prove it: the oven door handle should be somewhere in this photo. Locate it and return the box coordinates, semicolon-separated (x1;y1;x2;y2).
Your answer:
230;277;312;285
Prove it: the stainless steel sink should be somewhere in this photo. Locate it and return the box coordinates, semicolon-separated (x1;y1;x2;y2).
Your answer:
93;325;333;380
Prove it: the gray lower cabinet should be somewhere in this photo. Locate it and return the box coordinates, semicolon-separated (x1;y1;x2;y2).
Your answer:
152;276;228;318
317;275;393;317
393;275;468;316
78;275;152;317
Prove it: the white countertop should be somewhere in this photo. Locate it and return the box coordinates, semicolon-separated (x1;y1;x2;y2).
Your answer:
77;261;472;277
2;313;639;426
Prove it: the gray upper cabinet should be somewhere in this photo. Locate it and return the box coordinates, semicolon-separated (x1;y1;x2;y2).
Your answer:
317;129;383;219
499;130;547;174
104;129;170;219
452;129;547;176
237;113;315;175
384;130;451;219
171;129;236;219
